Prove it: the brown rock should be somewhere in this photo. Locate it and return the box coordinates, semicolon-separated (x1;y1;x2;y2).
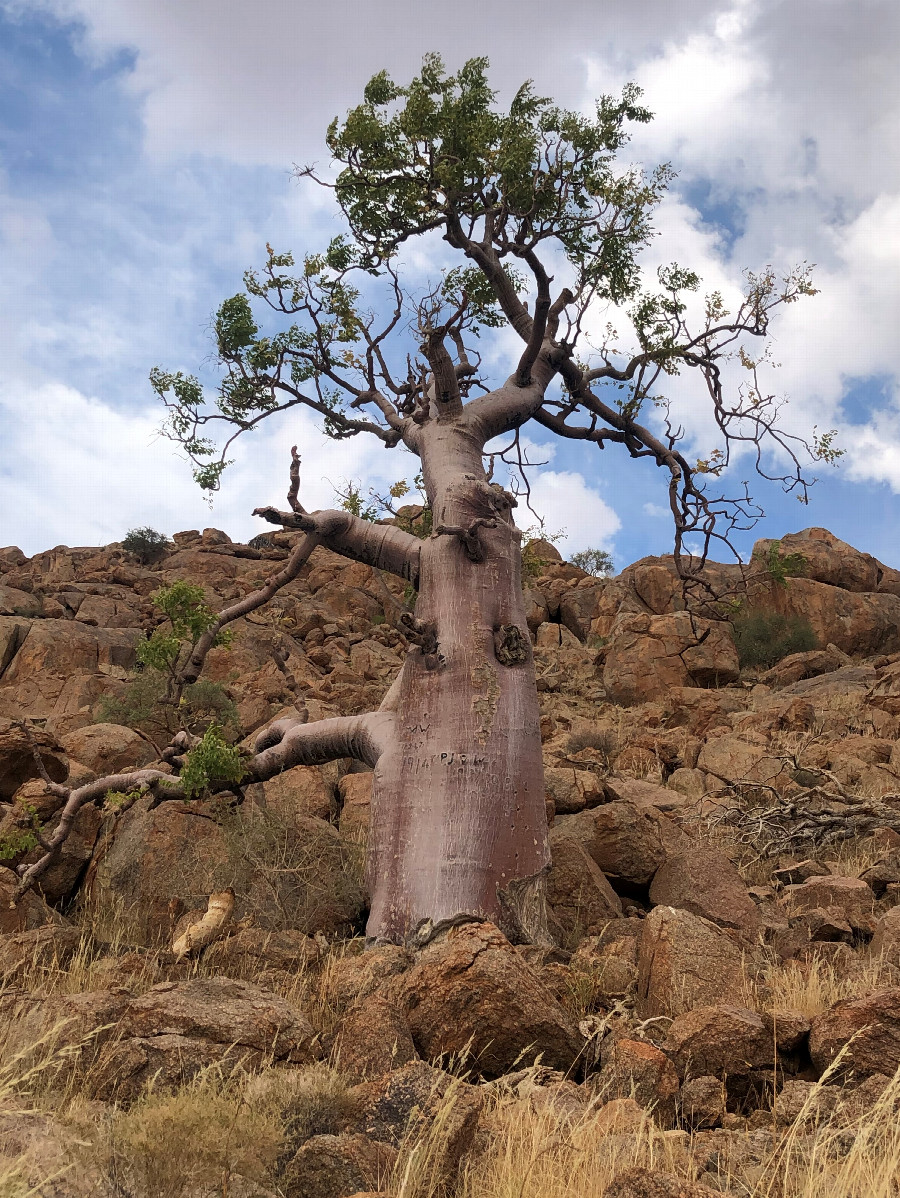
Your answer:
754;528;880;593
60;723;157;774
697;734;785;790
546;828;622;942
648;848;760;937
86;792;231;944
203;927;321;977
809;987;900;1078
399;922;581;1077
349;1061;481;1170
553;801;667;887
3;988;130;1077
281;1133;396;1198
120;977;319;1061
598;1037;680;1123
780;875;875;931
606;1167;722;1198
0;924;82;983
758;646;851;688
603;612;739;706
35;803;104;905
871;906;900;963
92;1033;264;1104
338;771;373;845
664;1005;772;1079
1;618;141;682
771;577;900;656
0;869;68;933
0;718;68;799
678;1075;726;1129
253;762;335;823
772;859;828;887
332;991;418;1082
859;851;900;897
327;945;414;1011
636;906;745;1019
766;1009;811;1054
544;765;587;814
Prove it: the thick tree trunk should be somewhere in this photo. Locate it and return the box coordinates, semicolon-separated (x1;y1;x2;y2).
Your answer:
365;421;550;944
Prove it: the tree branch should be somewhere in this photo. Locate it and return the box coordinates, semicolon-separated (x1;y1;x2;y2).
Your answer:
248;710;394;775
252;507;422;585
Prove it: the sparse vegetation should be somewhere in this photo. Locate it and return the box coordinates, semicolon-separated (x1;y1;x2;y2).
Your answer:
731;606;818;669
570;547;615;577
121;526;171;565
178;722;245;798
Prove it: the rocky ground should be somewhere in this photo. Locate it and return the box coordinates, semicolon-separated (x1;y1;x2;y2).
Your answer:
2;524;900;1197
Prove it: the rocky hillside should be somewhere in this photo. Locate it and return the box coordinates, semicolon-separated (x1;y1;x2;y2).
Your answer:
2;524;900;1197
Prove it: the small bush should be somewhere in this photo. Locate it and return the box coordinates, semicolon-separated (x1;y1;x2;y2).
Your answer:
96;672;238;739
569;547;614;577
731;607;817;669
122;526;171;564
179;723;245;798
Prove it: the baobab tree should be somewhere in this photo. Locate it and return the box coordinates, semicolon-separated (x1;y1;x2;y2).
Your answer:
17;56;830;944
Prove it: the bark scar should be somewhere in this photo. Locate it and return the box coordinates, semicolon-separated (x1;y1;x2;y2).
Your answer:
493;623;530;667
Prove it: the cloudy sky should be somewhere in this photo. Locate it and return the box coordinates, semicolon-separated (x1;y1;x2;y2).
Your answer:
1;0;898;568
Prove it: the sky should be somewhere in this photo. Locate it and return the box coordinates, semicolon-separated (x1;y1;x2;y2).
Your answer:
0;0;898;569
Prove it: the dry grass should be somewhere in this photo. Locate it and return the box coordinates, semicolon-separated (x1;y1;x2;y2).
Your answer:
744;951;900;1019
454;1093;689;1198
90;1068;282;1198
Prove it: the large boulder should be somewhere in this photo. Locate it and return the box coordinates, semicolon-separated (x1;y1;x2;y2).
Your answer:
251;762;335;824
398;922;582;1077
94;977;320;1101
809;988;900;1078
0;619;141;681
753;528;880;593
86;793;232;943
0;869;68;934
546;828;622;941
331;991;418;1082
770;578;900;656
551;801;674;889
636;906;746;1018
603;613;739;706
648;848;760;938
59;723;157;775
663;1004;772;1079
0;718;68;799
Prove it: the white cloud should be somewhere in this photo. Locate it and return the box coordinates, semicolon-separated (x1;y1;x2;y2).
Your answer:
0;377;409;555
521;470;621;555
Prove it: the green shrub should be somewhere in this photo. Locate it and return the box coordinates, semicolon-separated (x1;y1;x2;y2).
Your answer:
122;526;171;564
179;723;245;798
96;672;238;739
569;548;614;577
730;607;818;669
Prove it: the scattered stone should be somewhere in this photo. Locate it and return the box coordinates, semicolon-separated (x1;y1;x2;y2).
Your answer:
636;906;746;1018
664;1005;772;1079
648;848;760;938
809;987;900;1078
398;922;581;1077
332;991;418;1082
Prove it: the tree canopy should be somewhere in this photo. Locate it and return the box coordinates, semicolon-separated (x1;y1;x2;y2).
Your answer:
152;52;833;576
